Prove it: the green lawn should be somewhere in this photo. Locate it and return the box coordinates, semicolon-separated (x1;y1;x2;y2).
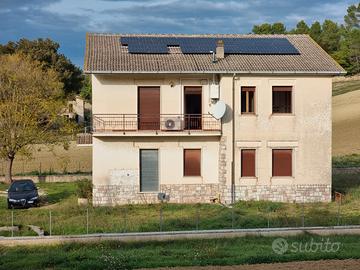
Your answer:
0;173;360;236
1;235;360;269
333;79;360;96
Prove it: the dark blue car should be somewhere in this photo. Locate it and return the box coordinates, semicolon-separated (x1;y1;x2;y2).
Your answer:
7;179;39;209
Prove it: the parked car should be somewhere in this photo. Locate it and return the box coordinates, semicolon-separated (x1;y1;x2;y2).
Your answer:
7;179;39;209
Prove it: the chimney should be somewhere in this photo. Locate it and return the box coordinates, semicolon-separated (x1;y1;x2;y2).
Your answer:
216;40;224;60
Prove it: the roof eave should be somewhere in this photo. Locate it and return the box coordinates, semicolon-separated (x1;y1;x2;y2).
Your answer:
84;70;346;76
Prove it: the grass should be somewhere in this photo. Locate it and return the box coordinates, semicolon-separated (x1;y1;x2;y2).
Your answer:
1;234;360;269
333;79;360;96
0;172;360;236
333;154;360;168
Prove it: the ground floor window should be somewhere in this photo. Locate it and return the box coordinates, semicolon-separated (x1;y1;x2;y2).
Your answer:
184;149;201;176
241;149;256;177
272;149;292;177
140;149;159;192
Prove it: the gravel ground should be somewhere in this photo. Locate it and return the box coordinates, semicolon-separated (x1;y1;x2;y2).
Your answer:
141;259;360;270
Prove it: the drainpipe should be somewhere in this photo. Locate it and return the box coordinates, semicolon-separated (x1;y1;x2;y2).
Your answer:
231;73;236;204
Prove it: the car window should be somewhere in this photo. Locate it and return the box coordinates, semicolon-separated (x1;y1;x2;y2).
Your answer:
9;182;35;192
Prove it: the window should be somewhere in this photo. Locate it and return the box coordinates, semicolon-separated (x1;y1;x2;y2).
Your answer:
184;149;201;176
272;149;292;177
140;149;159;192
272;86;292;113
241;87;255;113
241;149;256;177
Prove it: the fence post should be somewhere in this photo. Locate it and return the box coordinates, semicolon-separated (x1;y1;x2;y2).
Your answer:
231;207;234;229
39;162;42;175
337;199;341;226
159;205;163;232
49;210;52;236
267;207;270;228
123;207;127;233
11;210;14;237
195;206;200;230
301;198;305;227
86;208;89;234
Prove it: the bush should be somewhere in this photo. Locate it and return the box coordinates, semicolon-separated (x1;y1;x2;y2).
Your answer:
76;179;92;199
332;154;360;168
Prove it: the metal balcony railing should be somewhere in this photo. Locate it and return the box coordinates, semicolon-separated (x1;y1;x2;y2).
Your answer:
92;114;221;132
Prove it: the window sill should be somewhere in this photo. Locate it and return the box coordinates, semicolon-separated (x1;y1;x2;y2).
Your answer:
137;191;159;194
240;113;257;117
271;113;294;116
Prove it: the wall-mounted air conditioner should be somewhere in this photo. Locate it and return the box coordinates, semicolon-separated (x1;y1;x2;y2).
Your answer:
162;117;182;131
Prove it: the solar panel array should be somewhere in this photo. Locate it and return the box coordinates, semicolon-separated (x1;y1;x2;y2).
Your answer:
120;36;300;55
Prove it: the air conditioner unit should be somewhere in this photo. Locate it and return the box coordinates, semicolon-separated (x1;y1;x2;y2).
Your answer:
162;117;182;131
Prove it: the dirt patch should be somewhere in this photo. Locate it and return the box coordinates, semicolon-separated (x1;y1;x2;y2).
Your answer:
143;259;360;270
332;89;360;155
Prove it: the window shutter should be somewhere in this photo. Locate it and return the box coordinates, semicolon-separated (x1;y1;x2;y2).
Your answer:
140;149;159;192
184;149;201;176
272;149;292;177
241;149;256;177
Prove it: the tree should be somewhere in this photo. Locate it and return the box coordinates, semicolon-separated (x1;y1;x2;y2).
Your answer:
0;54;75;183
309;21;322;43
293;20;310;34
0;38;83;97
252;23;272;34
320;20;341;54
271;22;286;34
344;3;360;30
79;75;92;103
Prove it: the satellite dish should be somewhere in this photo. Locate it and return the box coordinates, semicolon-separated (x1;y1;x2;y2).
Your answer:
209;100;226;120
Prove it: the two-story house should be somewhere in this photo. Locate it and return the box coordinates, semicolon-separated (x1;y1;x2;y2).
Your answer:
84;33;345;206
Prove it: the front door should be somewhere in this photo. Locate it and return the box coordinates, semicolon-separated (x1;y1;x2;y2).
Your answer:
138;87;160;130
140;149;159;192
184;86;202;130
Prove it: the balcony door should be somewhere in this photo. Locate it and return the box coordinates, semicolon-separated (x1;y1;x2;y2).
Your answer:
184;86;202;130
138;86;160;130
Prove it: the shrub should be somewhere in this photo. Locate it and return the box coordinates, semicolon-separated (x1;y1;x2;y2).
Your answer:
76;179;92;199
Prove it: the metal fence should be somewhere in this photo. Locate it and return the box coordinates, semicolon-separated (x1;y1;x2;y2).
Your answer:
0;198;358;237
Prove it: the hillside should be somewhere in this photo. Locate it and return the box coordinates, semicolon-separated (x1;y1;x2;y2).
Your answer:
332;77;360;156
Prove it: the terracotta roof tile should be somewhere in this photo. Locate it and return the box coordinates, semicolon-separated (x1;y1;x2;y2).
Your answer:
84;33;345;75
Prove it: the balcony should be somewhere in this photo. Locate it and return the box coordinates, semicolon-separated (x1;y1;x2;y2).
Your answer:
92;114;221;136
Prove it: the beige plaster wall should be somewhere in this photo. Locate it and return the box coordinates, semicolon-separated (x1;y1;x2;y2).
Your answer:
230;76;332;187
92;137;219;188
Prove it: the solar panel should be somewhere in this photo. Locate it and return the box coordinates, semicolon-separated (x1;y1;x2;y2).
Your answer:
120;37;299;55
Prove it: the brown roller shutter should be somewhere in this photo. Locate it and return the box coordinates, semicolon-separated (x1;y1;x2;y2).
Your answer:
138;86;160;130
241;149;256;177
272;149;292;176
184;149;201;176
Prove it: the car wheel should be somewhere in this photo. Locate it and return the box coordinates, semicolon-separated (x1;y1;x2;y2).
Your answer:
7;202;12;209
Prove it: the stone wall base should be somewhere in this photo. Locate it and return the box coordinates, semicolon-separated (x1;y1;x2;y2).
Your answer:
93;184;331;206
233;184;332;203
93;184;222;206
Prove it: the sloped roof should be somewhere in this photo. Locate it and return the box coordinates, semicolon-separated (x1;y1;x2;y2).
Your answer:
84;33;345;75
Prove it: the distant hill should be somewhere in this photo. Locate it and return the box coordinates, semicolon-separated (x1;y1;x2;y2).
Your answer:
332;76;360;156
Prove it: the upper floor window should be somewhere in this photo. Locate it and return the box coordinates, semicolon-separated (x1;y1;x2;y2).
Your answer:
272;86;292;113
241;87;255;114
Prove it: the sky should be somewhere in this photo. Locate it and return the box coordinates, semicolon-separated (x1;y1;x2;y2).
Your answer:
0;0;356;68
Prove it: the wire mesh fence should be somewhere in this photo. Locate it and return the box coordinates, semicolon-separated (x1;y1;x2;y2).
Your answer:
0;197;358;237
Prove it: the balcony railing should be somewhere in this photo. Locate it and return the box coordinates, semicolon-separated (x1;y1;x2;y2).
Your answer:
93;114;221;133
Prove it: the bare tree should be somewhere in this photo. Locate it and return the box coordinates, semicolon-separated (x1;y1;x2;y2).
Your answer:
0;54;75;183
